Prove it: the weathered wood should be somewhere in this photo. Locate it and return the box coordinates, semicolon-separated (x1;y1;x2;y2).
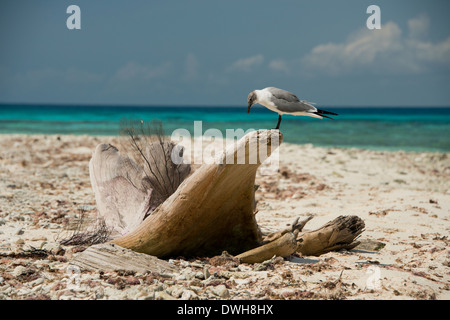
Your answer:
70;243;178;274
87;127;365;262
112;129;283;258
89;139;190;237
236;215;363;263
89;144;151;237
236;232;297;264
261;215;313;244
119;134;191;213
296;215;365;256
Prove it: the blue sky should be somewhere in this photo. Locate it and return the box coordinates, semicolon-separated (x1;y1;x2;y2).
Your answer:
1;0;449;106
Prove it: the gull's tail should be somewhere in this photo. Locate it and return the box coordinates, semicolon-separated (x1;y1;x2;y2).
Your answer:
315;108;338;120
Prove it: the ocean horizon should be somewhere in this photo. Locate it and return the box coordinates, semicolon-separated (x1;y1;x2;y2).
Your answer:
1;104;449;153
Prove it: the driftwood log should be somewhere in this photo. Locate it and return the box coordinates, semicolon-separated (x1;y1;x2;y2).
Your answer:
86;127;365;263
236;215;364;262
70;243;178;274
111;129;281;257
296;215;365;256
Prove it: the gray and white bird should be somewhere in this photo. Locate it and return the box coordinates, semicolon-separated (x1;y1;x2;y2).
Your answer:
247;87;338;129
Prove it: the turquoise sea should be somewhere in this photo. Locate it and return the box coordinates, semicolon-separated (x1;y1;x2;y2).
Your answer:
1;104;449;152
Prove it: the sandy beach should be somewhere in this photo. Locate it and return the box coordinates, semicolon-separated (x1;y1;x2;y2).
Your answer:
0;134;449;300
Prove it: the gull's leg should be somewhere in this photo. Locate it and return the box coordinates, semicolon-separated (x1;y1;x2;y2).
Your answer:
275;115;282;130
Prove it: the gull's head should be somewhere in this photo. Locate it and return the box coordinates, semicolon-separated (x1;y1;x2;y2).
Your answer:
247;91;257;113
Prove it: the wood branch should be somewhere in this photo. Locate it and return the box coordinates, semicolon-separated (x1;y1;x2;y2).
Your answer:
111;129;283;258
261;215;313;244
235;215;364;263
296;215;365;256
236;232;297;264
70;243;178;274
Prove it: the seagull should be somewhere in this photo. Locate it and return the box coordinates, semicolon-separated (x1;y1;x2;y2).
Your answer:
247;87;338;129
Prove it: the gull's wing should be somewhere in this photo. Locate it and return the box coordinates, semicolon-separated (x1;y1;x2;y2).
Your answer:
266;87;317;113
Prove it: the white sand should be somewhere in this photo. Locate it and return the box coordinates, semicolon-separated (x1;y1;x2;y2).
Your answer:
0;134;449;300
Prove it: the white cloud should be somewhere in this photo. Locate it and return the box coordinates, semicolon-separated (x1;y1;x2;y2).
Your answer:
268;59;290;74
301;15;450;76
228;54;264;72
408;14;429;40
